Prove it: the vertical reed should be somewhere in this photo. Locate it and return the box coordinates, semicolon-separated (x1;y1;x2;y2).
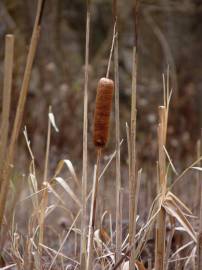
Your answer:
197;132;202;270
80;0;91;267
155;106;167;270
129;1;139;268
0;0;46;232
113;0;122;265
0;34;14;188
86;159;100;270
38;106;52;257
129;46;137;270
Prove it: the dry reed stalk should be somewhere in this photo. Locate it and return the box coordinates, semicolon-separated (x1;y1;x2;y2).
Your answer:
197;134;202;270
129;0;139;267
0;0;45;231
155;106;167;270
113;0;122;265
0;34;14;188
38;107;52;257
86;164;99;270
80;0;91;267
129;46;138;270
196;140;201;211
165;217;175;270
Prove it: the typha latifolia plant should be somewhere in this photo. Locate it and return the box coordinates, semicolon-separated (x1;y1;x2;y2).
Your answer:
2;0;202;269
86;23;116;270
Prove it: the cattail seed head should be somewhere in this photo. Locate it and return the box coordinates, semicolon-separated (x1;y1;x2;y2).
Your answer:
93;77;114;148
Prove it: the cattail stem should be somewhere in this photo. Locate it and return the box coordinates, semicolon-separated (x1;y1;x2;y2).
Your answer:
86;148;102;270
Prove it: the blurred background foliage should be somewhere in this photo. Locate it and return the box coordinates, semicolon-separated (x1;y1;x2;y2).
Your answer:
0;0;202;176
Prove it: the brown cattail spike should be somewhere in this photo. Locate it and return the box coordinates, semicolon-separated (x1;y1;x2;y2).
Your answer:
93;78;114;148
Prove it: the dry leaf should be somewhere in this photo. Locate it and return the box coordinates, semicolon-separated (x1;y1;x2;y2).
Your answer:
165;191;192;215
54;159;80;187
163;198;196;242
48;112;59;132
54;177;81;207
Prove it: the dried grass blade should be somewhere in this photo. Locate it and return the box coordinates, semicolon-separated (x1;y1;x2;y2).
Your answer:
171;241;194;259
54;177;81;208
163;146;178;176
166;191;192;215
54;159;79;188
48;111;59;132
163;199;196;242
